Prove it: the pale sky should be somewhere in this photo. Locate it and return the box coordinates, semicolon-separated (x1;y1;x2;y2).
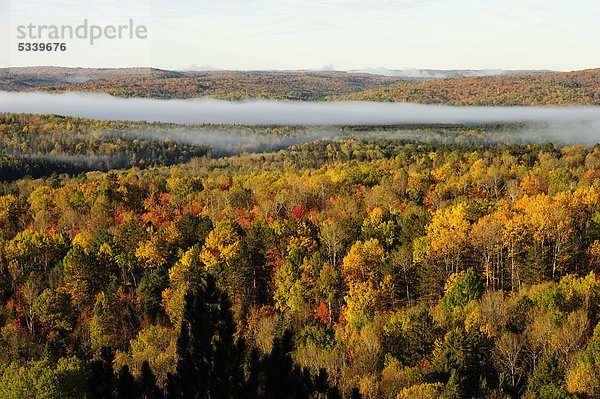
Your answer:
1;0;599;71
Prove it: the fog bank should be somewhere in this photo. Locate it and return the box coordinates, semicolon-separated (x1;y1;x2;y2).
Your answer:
2;91;600;126
110;128;340;155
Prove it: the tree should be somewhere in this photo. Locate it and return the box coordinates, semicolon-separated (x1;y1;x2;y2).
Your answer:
175;213;212;250
423;203;471;276
525;351;571;398
260;330;316;399
88;347;163;399
138;361;163;399
520;194;574;281
315;262;342;324
116;365;137;399
88;347;116;399
88;282;138;352
360;208;397;250
319;220;349;267
0;194;19;239
494;332;525;394
273;249;308;315
383;306;438;367
161;246;204;327
165;274;247;399
567;320;600;396
116;325;176;387
440;268;484;314
340;239;385;285
432;327;491;399
396;382;444;399
226;220;274;306
470;210;507;290
567;362;600;397
199;219;242;276
136;265;169;320
343;281;376;334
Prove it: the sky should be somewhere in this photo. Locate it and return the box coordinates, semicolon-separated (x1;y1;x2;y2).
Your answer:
0;0;599;71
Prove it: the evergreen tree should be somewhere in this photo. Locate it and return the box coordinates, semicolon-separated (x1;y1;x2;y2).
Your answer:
116;365;137;399
261;330;313;399
433;327;493;399
88;347;116;399
138;361;163;399
165;274;246;399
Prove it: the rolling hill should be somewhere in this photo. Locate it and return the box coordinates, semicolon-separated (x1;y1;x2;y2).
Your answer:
335;68;600;106
0;67;409;100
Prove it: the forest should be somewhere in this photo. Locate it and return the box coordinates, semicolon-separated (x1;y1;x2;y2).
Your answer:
1;111;600;398
0;68;407;101
338;69;600;106
0;113;329;181
3;67;600;106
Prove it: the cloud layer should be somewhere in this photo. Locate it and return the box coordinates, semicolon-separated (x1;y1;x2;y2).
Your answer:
2;91;600;127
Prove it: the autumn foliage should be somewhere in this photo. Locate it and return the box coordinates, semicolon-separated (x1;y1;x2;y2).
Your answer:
2;115;600;397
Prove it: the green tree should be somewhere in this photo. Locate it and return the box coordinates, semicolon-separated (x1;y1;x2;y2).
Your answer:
432;327;491;399
441;268;484;314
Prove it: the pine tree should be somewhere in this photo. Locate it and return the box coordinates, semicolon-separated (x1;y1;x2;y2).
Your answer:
138;361;163;399
88;347;116;399
261;330;312;399
116;365;137;399
165;274;246;399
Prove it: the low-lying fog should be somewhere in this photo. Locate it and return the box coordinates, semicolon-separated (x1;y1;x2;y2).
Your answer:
1;91;600;146
2;91;600;125
110;128;341;155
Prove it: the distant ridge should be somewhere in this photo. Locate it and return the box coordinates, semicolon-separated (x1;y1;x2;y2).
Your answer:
0;66;411;100
336;68;600;106
346;68;556;79
1;66;598;105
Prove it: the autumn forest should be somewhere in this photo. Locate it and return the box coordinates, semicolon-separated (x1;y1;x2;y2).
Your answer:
1;99;600;399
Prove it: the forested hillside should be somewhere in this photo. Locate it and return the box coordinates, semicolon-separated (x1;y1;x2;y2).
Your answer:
0;68;407;100
3;67;600;105
2;113;600;397
337;69;600;106
0;113;539;182
0;113;327;181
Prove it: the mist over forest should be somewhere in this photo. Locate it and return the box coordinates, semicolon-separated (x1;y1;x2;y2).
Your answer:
3;68;600;399
2;91;600;126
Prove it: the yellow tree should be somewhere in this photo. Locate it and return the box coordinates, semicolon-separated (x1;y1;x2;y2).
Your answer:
470;209;509;290
199;219;241;273
503;210;527;292
520;194;574;279
343;281;376;334
162;246;204;327
424;203;471;276
27;186;55;230
287;219;319;256
361;207;397;249
273;249;307;315
340;238;385;285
